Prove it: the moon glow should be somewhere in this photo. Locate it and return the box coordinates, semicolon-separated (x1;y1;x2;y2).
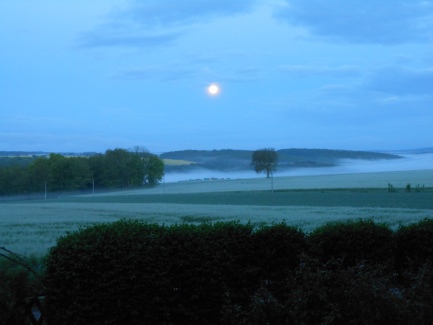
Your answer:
207;83;220;96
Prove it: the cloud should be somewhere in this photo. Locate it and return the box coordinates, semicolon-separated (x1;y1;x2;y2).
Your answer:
113;64;263;83
278;65;360;78
77;0;258;49
218;67;263;83
76;32;180;49
123;0;259;28
269;66;432;121
275;0;433;44
365;66;433;96
270;62;433;117
0;115;86;132
112;65;198;81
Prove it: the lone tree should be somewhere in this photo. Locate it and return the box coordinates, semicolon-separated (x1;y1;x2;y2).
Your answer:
251;148;278;178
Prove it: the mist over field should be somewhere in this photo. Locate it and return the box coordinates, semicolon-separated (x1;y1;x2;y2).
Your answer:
164;153;433;183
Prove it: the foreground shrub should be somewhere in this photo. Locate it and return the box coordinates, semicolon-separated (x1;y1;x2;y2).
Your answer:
45;220;262;324
43;218;433;324
159;222;257;324
395;218;433;270
0;253;44;325
307;219;394;268
223;258;433;325
283;258;421;325
252;222;306;276
45;221;168;324
251;222;306;302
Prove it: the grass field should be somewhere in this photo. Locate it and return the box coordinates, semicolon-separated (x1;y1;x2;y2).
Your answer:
1;169;432;257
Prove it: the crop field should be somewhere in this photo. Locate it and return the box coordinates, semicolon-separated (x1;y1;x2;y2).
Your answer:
163;158;196;165
1;169;432;257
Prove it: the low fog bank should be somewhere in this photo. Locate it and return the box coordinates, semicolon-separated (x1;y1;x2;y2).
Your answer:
164;154;433;183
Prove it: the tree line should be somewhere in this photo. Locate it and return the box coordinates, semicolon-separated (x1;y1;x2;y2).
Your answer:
0;147;164;196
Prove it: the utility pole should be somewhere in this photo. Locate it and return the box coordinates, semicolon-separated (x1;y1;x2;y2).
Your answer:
44;181;47;200
271;169;274;193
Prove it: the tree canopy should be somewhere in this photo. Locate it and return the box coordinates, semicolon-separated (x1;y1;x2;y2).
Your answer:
0;147;165;196
251;148;278;178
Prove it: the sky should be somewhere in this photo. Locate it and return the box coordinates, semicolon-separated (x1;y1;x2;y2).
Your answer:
1;0;432;154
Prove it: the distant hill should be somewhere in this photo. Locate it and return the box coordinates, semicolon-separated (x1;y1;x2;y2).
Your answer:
0;151;97;167
0;148;403;171
0;151;97;157
391;148;433;154
0;151;47;157
160;149;402;172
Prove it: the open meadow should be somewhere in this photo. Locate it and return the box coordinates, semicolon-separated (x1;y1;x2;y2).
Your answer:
1;169;432;257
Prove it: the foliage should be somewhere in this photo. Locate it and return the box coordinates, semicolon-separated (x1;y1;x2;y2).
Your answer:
47;154;93;191
159;148;401;171
252;223;306;284
0;147;165;196
129;146;165;186
101;148;144;188
251;148;278;178
395;218;433;270
278;258;416;324
308;219;395;268
43;218;433;324
43;220;305;324
0;249;44;325
0;165;28;195
160;149;253;171
142;154;165;186
0;156;36;167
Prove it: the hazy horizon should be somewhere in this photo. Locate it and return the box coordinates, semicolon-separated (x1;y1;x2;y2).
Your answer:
1;146;433;156
164;153;433;183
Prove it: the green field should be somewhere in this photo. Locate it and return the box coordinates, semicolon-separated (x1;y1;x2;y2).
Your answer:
1;169;432;257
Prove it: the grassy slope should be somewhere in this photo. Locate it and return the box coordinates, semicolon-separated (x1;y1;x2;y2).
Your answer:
64;189;433;209
1;169;432;257
93;169;433;195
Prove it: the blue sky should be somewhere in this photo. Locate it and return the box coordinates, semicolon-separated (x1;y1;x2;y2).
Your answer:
1;0;432;153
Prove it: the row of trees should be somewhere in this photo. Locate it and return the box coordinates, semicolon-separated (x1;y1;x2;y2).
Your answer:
0;146;276;195
0;147;164;196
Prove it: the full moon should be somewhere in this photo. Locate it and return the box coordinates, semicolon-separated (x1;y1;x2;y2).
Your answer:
207;83;220;96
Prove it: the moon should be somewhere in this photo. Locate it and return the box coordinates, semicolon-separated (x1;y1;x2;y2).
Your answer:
207;83;220;96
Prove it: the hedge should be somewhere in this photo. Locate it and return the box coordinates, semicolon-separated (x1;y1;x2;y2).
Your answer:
44;220;306;324
395;218;433;269
43;218;433;324
307;219;395;268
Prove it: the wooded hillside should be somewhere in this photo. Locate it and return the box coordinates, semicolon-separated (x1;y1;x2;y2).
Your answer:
160;148;402;172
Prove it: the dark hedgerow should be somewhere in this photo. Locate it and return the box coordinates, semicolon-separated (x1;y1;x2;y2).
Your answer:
44;220;169;325
251;222;306;282
44;220;260;325
0;251;45;325
395;218;433;270
307;219;394;268
283;257;414;325
159;221;257;324
43;218;433;324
